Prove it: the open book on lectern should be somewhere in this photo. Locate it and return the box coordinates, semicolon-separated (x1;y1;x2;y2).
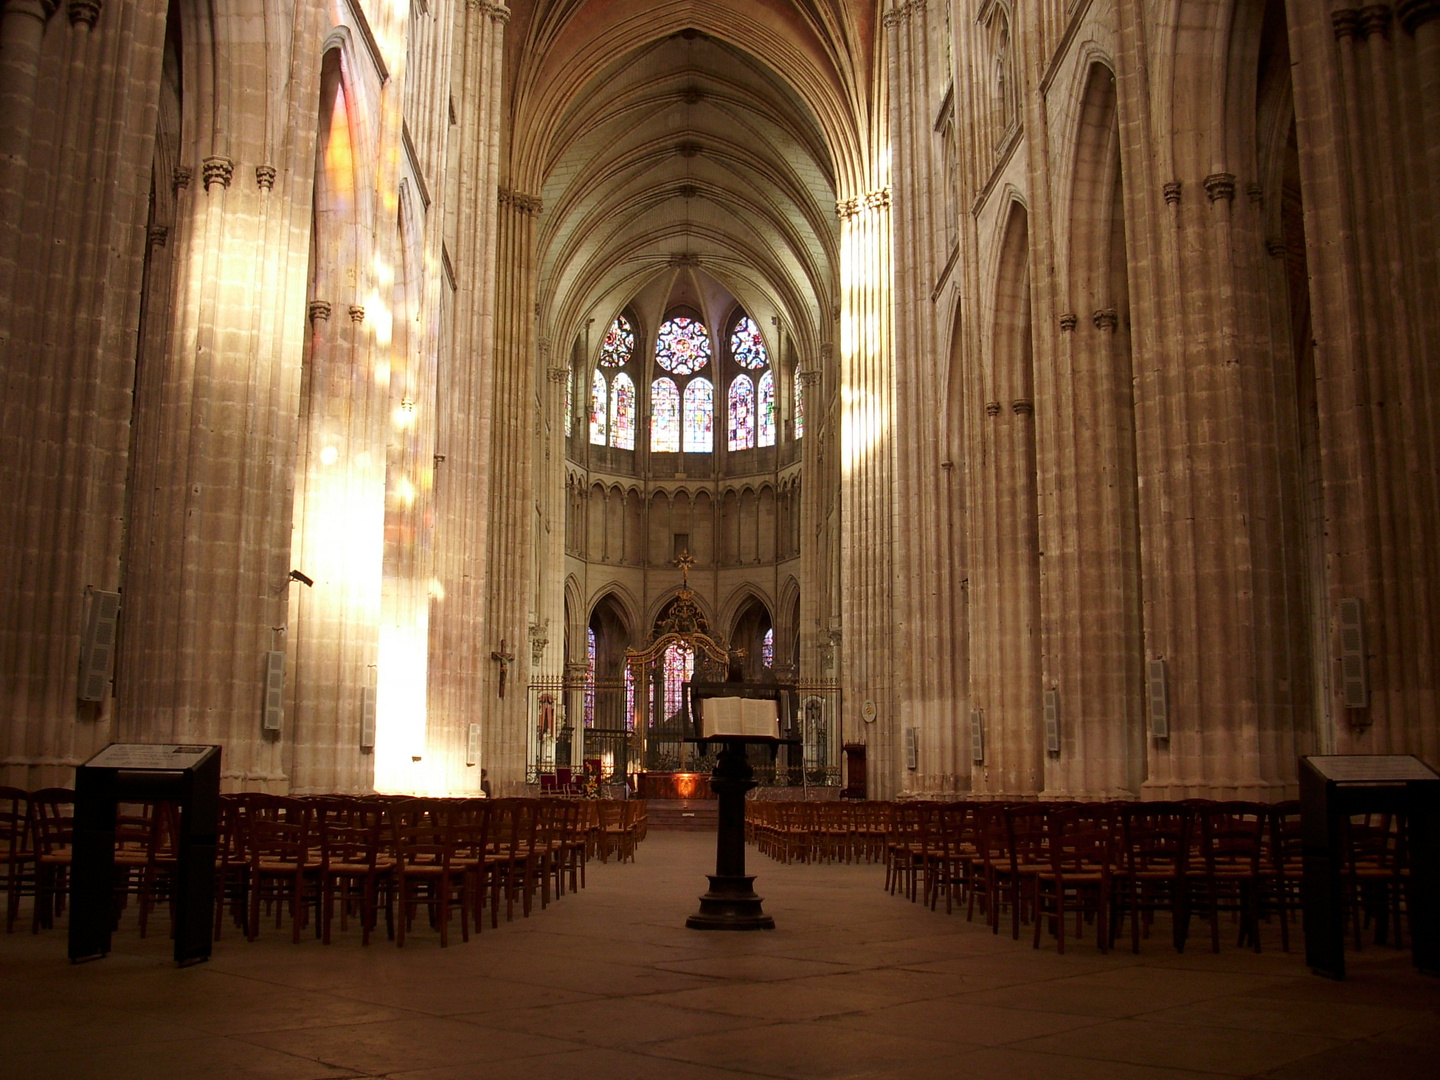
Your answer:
698;696;780;739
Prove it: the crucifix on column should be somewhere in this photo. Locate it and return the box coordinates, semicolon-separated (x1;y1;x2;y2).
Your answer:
675;548;694;586
491;638;514;698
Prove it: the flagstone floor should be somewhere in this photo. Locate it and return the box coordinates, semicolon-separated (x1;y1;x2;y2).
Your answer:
2;830;1437;1080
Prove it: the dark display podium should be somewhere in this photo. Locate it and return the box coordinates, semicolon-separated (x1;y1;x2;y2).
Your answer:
1300;754;1439;979
69;743;221;966
683;682;798;931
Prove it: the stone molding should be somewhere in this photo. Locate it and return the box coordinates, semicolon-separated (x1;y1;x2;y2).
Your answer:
202;156;233;191
1399;0;1440;33
1059;312;1078;332
1163;181;1182;205
985;401;1001;417
680;88;705;104
676;141;701;158
1093;309;1118;331
147;225;167;249
1266;238;1287;258
546;367;569;384
308;300;331;323
1204;172;1236;202
172;166;192;193
67;0;99;27
669;252;701;267
349;304;365;323
498;185;542;214
1011;399;1033;416
255;165;276;191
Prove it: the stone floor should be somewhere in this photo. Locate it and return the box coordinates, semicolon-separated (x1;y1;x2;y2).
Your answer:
2;831;1438;1080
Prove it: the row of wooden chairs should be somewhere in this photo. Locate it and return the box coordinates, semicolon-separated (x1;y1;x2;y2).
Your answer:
2;787;647;946
747;797;1414;957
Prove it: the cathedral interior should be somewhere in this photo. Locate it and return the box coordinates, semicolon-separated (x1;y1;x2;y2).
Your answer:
1;0;1437;801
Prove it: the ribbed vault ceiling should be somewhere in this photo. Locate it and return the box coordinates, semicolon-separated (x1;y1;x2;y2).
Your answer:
523;20;850;361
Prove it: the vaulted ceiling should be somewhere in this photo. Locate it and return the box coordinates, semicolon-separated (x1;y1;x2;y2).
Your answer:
504;1;882;364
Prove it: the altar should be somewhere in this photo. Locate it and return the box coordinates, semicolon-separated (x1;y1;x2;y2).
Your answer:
636;771;714;800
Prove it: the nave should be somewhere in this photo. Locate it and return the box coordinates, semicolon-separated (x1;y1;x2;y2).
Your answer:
2;830;1437;1080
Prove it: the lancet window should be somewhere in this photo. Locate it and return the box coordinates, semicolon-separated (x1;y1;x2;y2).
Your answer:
728;375;755;451
683;378;713;452
651;377;681;452
758;370;775;447
590;370;607;445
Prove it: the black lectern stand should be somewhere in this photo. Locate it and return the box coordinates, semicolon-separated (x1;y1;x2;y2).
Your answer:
69;744;221;966
1299;754;1439;979
683;682;797;931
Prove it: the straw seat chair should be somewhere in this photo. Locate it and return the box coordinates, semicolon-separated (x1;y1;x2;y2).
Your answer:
29;788;75;932
1;787;33;933
1115;802;1192;953
1028;804;1113;953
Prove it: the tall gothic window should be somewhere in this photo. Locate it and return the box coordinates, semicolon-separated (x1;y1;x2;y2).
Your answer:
624;664;636;731
794;369;804;439
651;377;680;452
757;370;776;447
728;374;755;450
684;378;713;452
611;372;636;449
654;315;713;453
590;370;607;445
727;314;769;450
762;627;775;669
564;368;574;437
661;642;694;725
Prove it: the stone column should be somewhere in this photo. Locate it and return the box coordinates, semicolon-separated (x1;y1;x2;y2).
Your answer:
428;0;508;796
0;1;170;787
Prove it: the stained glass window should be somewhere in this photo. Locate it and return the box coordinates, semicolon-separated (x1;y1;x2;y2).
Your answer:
730;316;768;370
564;368;574;437
655;317;710;375
683;377;713;452
661;642;694;726
590;370;607;445
611;372;636;449
728;375;755;451
651;377;680;452
757;369;776;447
794;370;804;440
762;627;774;669
584;627;596;727
599;315;634;367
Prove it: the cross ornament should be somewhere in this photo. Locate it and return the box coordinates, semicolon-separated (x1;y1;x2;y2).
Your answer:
491;638;515;699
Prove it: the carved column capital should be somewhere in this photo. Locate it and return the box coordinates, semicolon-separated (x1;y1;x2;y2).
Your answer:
172;166;192;194
1011;399;1034;416
1093;309;1119;331
308;300;332;323
547;366;569;384
202;156;233;191
498;185;542;214
1059;313;1079;332
255;165;276;191
147;225;168;249
1204;172;1236;202
1265;238;1287;258
348;305;366;323
984;401;1001;417
1162;181;1182;206
67;0;99;26
1333;8;1362;40
1398;0;1440;33
1358;4;1393;39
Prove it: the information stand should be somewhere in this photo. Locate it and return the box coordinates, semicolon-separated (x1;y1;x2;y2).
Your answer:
1299;754;1439;979
683;682;798;930
69;743;221;966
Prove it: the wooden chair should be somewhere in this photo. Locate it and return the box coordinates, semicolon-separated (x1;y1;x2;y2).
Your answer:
317;800;394;945
1261;800;1303;952
1030;804;1113;954
1189;801;1266;952
392;800;469;947
1;787;33;933
245;797;317;942
1115;802;1192;953
1002;804;1051;940
29;788;75;932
